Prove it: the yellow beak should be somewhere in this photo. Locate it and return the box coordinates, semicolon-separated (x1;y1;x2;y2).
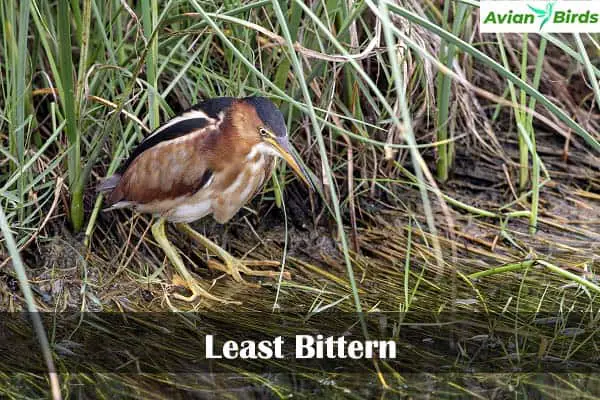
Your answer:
267;137;313;190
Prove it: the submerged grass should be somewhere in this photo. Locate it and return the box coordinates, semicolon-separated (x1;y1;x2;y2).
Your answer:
0;0;599;398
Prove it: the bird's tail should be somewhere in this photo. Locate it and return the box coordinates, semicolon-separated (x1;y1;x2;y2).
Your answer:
97;174;128;209
96;174;121;194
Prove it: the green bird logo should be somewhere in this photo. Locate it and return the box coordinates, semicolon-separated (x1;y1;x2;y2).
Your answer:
528;2;555;31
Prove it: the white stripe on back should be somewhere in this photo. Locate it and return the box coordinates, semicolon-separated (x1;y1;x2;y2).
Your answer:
142;109;213;143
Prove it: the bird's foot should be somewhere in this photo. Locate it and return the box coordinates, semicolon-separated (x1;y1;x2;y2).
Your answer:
206;257;291;283
171;274;240;304
176;223;291;284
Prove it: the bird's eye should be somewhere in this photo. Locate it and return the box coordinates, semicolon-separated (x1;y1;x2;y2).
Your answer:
259;128;268;137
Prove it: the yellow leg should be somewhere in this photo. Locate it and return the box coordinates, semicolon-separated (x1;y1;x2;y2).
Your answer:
151;217;237;304
176;223;291;282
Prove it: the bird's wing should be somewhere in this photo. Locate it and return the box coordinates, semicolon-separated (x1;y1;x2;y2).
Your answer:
118;110;212;174
117;97;236;174
107;115;220;206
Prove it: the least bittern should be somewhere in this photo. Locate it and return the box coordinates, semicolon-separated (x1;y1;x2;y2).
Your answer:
98;96;312;303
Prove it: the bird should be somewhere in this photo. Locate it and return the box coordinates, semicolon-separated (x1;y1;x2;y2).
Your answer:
98;96;313;304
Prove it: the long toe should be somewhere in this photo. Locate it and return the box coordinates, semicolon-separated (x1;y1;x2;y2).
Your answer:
237;262;291;280
178;224;291;282
172;279;240;305
226;257;291;281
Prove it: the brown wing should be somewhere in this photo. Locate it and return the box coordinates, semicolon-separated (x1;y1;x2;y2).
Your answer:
107;126;217;206
103;98;243;206
116;97;235;174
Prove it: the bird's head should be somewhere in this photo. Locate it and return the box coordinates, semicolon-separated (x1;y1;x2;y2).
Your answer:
230;96;313;189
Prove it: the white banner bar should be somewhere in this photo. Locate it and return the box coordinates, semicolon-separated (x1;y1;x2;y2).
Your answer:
480;1;600;33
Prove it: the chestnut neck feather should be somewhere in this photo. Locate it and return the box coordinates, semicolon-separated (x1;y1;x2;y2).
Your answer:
204;102;266;189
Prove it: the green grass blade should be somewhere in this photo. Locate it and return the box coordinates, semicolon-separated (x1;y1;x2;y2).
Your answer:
527;38;547;234
57;0;83;231
436;1;467;181
142;0;160;129
0;205;62;399
14;0;31;202
574;34;600;113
